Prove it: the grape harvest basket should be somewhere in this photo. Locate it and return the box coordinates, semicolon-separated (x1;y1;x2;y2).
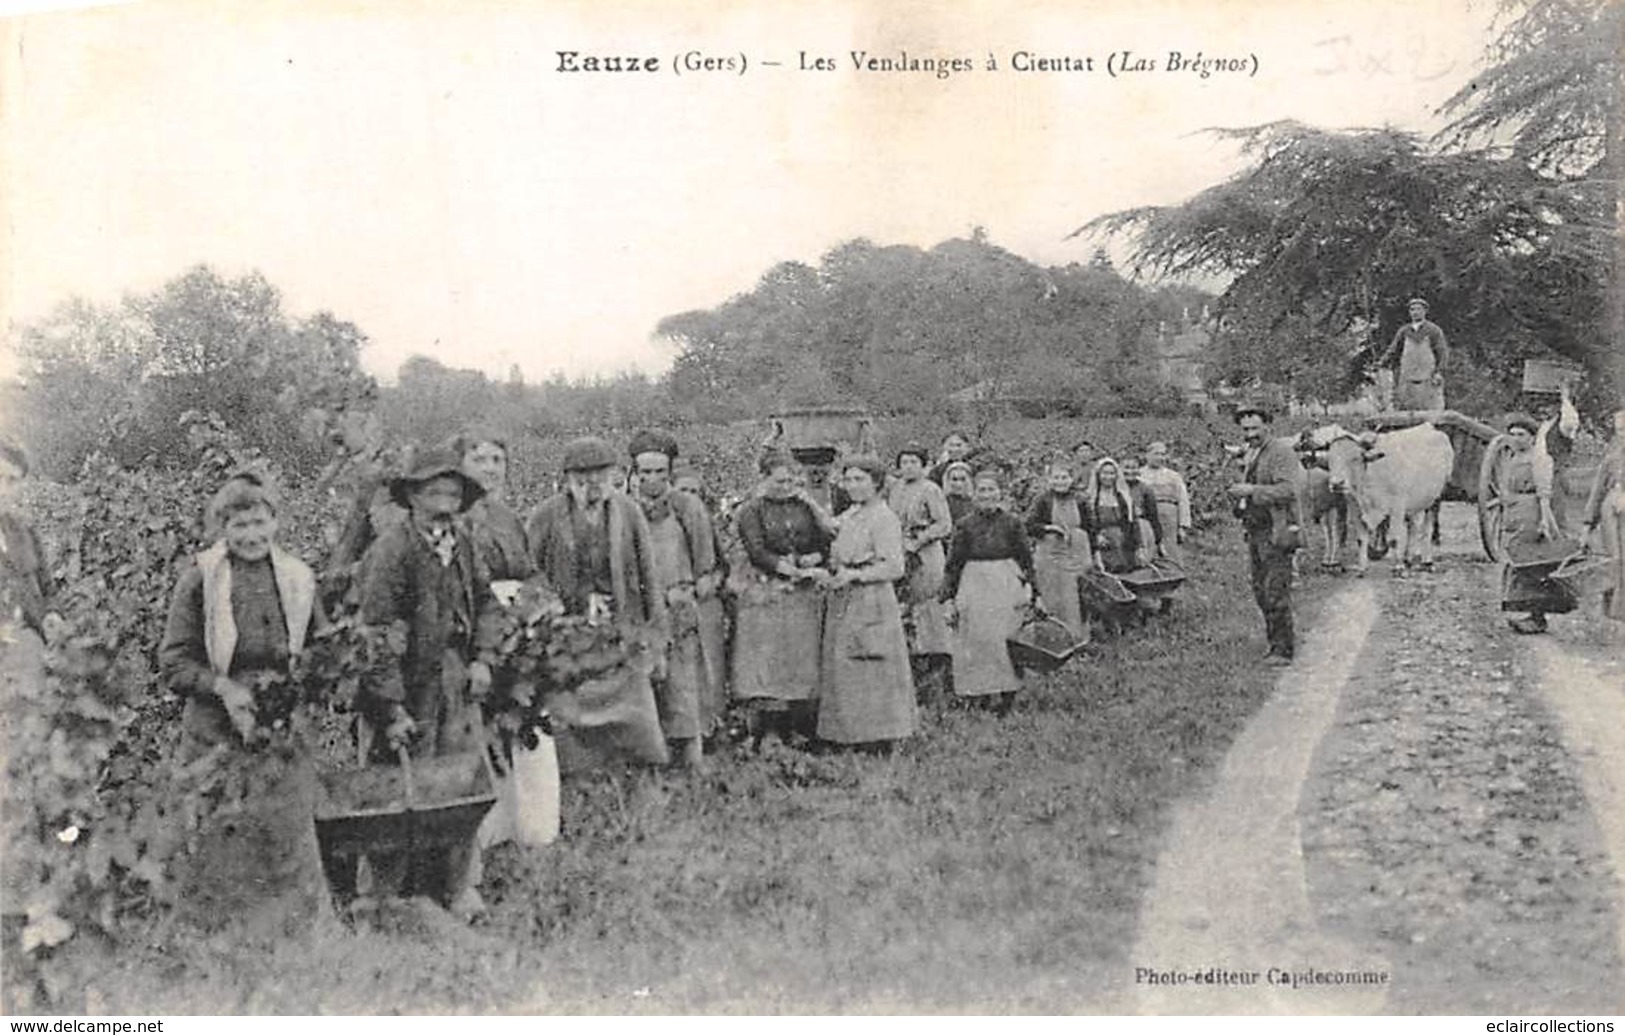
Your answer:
1006;613;1087;674
1117;559;1187;602
1081;568;1140;625
314;746;498;859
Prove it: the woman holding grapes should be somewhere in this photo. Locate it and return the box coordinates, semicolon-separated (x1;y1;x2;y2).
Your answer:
158;470;331;934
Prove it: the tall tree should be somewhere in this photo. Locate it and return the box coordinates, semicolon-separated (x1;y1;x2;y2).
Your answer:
9;265;376;478
1078;121;1612;412
1436;0;1624;405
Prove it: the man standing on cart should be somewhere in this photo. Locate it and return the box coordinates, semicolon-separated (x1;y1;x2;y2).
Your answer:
1380;297;1449;411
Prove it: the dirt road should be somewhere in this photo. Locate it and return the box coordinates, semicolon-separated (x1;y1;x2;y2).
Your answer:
1132;505;1625;1014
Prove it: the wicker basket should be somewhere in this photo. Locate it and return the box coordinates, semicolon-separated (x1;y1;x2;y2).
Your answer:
1007;615;1087;674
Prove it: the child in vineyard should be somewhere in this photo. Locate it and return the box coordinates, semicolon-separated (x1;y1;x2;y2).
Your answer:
1138;441;1193;564
156;470;332;934
356;445;493;920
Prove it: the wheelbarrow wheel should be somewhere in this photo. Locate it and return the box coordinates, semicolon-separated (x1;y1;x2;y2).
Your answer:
1478;434;1512;563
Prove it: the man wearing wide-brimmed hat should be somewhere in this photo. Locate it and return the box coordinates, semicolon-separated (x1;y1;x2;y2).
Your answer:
356;442;492;919
526;436;670;769
1227;402;1307;665
1380;297;1449;411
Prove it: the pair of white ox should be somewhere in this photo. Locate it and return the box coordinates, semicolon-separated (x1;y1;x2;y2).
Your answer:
1295;423;1454;576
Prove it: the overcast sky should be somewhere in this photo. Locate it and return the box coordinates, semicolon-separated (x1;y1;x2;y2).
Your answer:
0;0;1498;383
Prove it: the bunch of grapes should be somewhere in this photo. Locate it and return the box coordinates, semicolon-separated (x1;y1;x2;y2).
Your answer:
477;576;641;747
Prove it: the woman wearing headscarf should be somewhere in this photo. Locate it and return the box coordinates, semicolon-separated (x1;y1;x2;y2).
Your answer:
730;447;834;745
1024;455;1091;641
818;455;917;750
941;467;1036;715
928;430;978;485
1495;413;1569;634
158;471;331;934
941;461;977;525
1581;407;1625;622
887;443;954;669
1085;457;1142;575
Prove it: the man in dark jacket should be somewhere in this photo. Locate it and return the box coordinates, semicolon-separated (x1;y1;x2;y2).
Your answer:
527;436;670;768
1227;404;1307;664
357;444;492;919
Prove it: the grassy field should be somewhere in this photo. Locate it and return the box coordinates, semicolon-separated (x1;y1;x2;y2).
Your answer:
38;523;1340;1014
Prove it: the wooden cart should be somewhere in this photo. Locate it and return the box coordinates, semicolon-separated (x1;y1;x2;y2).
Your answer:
766;405;878;460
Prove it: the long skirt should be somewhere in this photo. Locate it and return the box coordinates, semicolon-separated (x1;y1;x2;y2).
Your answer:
1096;527;1137;574
902;541;952;656
695;593;729;729
1154;501;1184;564
952;559;1027;698
174;748;333;938
732;578;824;703
1033;532;1090;641
1499;494;1575;616
1595;487;1625;621
817;581;917;744
654;597;705;741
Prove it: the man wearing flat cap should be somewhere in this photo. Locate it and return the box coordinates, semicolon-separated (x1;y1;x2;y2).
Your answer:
1227;404;1307;664
527;436;670;768
1380;297;1449;411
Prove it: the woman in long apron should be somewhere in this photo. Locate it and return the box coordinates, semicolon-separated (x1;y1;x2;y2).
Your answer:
888;443;954;675
1497;413;1571;634
941;468;1036;716
1024;457;1091;642
730;447;835;745
1581;408;1625;622
818;456;917;750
